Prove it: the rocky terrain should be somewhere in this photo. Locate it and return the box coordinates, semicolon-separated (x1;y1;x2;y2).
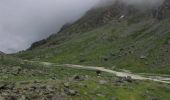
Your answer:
1;0;170;99
0;56;170;100
16;0;170;74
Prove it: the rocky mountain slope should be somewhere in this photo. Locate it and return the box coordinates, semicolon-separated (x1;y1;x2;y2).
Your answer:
0;55;169;100
1;0;170;99
0;51;4;55
16;0;170;74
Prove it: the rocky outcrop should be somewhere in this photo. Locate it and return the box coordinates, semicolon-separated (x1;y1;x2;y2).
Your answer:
155;0;170;20
26;0;170;50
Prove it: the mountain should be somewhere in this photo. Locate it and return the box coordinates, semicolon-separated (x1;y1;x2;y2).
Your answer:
16;0;170;74
1;0;170;99
0;51;4;55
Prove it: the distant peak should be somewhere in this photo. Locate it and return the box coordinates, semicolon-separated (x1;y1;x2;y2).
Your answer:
0;51;5;55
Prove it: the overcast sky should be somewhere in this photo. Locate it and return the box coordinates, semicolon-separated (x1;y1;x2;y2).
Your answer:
0;0;164;53
0;0;101;53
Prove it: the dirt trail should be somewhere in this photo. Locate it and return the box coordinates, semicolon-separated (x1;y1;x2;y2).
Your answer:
62;64;170;84
24;60;170;84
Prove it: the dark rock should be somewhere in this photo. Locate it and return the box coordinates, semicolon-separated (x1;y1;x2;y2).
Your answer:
96;70;102;76
79;59;86;63
104;57;109;61
150;97;158;100
30;85;37;90
12;67;22;75
120;48;124;51
125;76;133;83
73;75;85;81
64;88;78;96
6;83;15;90
0;83;6;90
116;76;133;83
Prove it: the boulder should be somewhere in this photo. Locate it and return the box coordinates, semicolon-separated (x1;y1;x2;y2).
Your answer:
64;88;78;96
96;70;102;76
140;55;146;59
99;80;108;85
0;83;6;90
72;75;85;81
63;82;70;88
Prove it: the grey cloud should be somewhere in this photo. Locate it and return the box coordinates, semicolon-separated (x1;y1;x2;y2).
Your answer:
0;0;100;53
0;0;164;53
99;0;164;8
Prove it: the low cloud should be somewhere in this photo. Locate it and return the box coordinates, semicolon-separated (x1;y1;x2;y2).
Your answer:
0;0;164;53
0;0;100;53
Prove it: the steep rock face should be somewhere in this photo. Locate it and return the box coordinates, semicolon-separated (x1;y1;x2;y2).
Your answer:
58;1;155;34
27;0;170;51
28;0;164;50
154;0;170;20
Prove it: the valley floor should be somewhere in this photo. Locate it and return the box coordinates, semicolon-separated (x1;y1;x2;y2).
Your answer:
0;57;170;100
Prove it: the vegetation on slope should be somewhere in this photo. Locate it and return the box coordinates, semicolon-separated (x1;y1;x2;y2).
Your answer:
15;0;170;74
0;56;170;100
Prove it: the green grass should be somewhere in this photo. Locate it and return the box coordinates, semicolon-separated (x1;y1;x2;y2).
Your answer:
1;55;170;99
15;19;170;74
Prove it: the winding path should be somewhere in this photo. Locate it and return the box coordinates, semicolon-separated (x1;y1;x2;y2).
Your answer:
25;60;170;84
62;64;170;84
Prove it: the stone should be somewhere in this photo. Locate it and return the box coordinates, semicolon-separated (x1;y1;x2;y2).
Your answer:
115;76;133;83
96;70;102;76
79;59;86;63
110;53;116;56
0;83;6;90
96;94;105;97
140;55;146;59
12;66;22;75
64;88;78;96
125;76;133;83
6;96;17;100
73;75;85;81
99;80;108;85
150;97;158;100
51;95;64;100
111;97;118;100
63;82;69;88
6;83;15;90
103;57;109;61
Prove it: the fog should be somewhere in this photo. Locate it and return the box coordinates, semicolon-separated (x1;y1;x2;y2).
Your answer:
0;0;164;53
99;0;164;7
0;0;100;53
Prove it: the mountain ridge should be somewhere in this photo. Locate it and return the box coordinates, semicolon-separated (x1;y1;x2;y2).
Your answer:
28;0;170;50
16;0;170;74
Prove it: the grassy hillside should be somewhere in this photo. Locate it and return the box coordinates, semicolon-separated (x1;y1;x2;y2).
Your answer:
16;1;170;74
1;1;170;99
16;17;170;74
0;55;170;100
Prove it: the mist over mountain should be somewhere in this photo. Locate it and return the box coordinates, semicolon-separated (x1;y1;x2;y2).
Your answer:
98;0;164;8
1;0;170;99
0;0;100;53
0;0;166;53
